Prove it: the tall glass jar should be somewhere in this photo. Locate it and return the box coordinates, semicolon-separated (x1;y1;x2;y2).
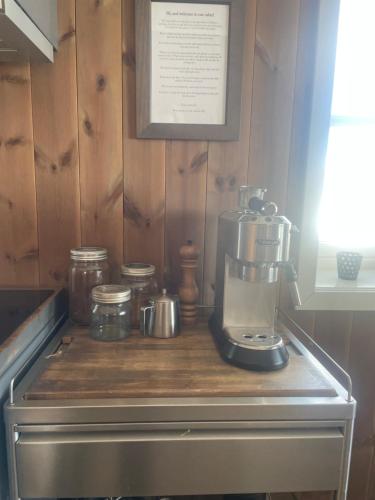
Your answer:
90;285;131;341
69;247;110;325
120;263;158;329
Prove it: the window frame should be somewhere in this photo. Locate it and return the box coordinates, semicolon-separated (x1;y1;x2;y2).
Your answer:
295;0;375;311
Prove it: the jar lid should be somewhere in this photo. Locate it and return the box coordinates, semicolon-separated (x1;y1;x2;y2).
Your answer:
70;247;108;261
121;262;156;277
92;285;131;304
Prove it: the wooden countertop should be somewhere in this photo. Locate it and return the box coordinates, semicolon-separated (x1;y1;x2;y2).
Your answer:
24;322;336;400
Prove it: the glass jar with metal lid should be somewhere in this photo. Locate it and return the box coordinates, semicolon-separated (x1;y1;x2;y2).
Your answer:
69;247;110;325
90;285;131;341
120;263;158;329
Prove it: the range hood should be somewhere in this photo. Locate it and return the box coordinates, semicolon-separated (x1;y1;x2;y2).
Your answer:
0;0;57;62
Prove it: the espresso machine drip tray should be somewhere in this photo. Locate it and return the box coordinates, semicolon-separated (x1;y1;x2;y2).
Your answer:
210;320;289;371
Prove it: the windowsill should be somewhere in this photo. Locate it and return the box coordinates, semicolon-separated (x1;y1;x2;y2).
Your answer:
316;268;375;291
296;264;375;310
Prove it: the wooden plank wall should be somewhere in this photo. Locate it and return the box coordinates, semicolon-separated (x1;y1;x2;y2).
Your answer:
0;1;374;499
0;0;300;295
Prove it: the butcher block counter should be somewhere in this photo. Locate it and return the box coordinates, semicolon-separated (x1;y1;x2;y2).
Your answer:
5;318;355;500
24;322;337;400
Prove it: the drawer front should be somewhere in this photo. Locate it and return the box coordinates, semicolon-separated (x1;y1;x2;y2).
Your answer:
16;427;344;498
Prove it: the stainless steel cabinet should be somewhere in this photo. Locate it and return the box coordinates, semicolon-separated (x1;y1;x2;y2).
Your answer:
0;0;57;62
15;423;344;498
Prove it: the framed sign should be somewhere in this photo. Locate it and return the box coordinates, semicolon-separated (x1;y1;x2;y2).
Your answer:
135;0;245;141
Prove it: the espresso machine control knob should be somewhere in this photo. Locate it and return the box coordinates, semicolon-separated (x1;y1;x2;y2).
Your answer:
248;197;278;216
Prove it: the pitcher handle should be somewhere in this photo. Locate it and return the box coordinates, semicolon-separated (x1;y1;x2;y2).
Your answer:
140;305;154;337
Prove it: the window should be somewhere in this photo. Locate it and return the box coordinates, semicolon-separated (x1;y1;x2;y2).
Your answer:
296;0;375;310
316;0;375;289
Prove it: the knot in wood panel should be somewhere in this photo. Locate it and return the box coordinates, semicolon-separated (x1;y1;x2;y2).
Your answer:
34;145;49;169
0;74;28;85
228;175;237;190
59;141;76;169
215;175;237;192
96;74;107;92
190;151;208;172
0;194;14;209
215;176;225;191
255;36;278;73
124;195;147;228
5;136;26;148
49;269;63;282
21;248;39;261
123;50;136;70
59;27;75;44
83;115;94;137
104;178;123;209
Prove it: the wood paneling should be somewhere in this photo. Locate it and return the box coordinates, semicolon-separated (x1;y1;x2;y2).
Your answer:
346;312;375;500
294;494;334;500
271;493;334;499
203;0;256;305
247;0;300;211
31;0;80;287
122;0;166;284
286;0;320;230
165;141;208;295
0;1;374;499
0;64;39;286
313;311;352;369
76;0;123;269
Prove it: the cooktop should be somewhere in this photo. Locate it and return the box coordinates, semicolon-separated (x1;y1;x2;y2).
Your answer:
0;289;54;345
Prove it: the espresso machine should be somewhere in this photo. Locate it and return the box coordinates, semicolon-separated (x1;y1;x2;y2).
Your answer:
209;186;301;371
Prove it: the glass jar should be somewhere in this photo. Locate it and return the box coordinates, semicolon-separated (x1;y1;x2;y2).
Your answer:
120;263;158;329
90;285;131;341
69;247;110;325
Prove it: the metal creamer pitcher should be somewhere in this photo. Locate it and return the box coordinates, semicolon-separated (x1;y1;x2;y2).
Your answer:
140;289;180;338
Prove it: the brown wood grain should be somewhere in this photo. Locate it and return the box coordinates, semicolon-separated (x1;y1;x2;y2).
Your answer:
123;0;166;285
247;0;300;212
25;322;336;401
313;311;352;370
294;493;334;500
270;495;296;500
270;493;334;499
76;0;123;269
203;0;257;305
285;0;320;230
0;63;39;286
347;312;375;500
31;0;80;288
165;141;208;295
366;455;375;500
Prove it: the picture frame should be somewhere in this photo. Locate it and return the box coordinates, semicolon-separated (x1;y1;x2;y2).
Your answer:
135;0;245;141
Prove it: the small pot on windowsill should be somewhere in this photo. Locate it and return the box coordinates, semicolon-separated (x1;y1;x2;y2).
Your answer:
336;251;363;280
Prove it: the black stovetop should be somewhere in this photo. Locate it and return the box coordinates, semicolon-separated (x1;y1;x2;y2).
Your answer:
0;289;53;345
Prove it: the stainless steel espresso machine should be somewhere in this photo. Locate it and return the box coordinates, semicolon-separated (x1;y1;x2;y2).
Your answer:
209;186;301;371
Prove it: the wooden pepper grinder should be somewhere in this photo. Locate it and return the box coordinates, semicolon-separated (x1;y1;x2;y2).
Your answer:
178;240;200;325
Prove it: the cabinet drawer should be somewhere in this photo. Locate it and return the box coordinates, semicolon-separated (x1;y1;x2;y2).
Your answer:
16;427;344;498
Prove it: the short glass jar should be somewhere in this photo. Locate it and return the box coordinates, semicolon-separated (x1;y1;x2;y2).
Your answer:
90;285;131;341
69;247;110;325
120;263;158;329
